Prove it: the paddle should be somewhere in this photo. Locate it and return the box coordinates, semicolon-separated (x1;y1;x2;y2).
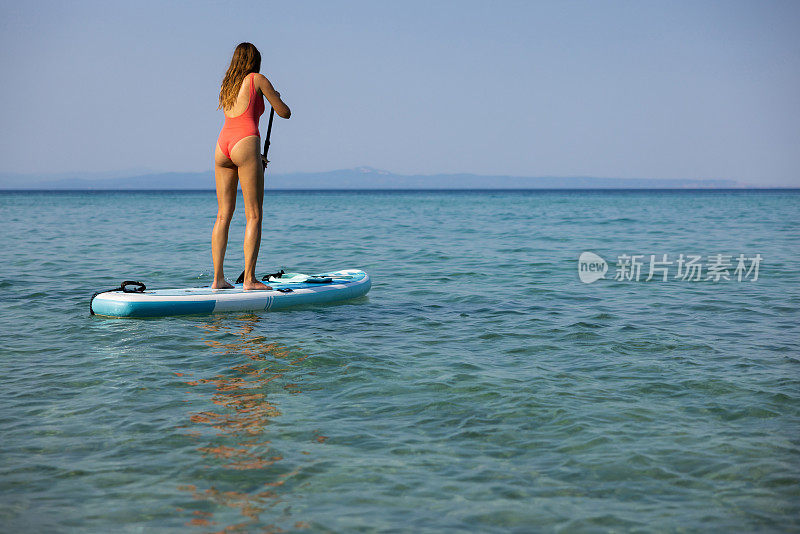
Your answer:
262;107;275;170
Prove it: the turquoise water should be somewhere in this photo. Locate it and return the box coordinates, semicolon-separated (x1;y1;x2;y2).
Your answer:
1;189;799;532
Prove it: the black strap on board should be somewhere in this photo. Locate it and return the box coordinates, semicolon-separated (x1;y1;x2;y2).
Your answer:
236;269;284;284
304;276;333;284
262;269;284;281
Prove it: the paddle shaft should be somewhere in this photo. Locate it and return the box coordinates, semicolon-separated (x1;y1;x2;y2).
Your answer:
263;107;275;169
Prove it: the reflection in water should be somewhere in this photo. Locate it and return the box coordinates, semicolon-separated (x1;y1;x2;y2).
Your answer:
178;315;312;532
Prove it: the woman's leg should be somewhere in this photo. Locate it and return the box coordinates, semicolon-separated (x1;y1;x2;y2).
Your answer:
212;144;238;289
230;136;271;290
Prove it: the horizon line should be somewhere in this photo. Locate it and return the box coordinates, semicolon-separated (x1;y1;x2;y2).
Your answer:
2;187;799;192
0;167;745;180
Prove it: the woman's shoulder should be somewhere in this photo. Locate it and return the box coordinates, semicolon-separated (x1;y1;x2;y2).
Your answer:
250;73;273;94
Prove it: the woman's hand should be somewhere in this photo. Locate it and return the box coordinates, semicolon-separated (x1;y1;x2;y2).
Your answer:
262;155;269;170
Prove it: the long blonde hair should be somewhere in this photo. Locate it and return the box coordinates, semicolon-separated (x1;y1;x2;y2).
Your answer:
218;42;262;111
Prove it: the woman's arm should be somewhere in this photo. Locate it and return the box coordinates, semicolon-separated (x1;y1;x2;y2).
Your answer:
254;73;291;119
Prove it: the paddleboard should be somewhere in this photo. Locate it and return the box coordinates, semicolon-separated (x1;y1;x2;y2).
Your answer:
90;269;370;318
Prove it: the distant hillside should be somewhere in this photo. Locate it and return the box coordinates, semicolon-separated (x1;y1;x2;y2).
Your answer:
0;167;745;190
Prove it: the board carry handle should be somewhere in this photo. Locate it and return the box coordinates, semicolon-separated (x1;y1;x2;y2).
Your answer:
121;281;146;293
90;280;147;315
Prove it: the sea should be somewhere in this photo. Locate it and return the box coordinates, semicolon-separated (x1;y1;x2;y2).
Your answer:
1;189;798;532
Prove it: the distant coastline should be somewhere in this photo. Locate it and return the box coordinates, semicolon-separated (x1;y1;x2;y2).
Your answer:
0;166;779;190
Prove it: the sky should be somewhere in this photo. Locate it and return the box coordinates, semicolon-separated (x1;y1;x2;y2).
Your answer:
1;1;798;185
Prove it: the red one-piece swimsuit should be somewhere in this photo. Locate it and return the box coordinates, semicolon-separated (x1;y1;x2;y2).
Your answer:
217;73;265;159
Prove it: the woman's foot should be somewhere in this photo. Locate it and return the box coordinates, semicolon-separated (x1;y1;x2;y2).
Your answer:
212;279;234;289
243;280;272;291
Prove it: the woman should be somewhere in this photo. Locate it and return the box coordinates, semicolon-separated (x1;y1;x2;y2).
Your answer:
213;42;291;290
